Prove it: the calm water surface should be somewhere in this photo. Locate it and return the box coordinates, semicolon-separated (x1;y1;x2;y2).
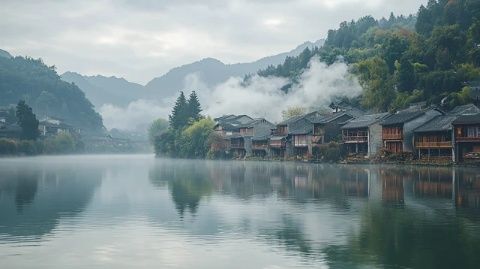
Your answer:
0;155;479;269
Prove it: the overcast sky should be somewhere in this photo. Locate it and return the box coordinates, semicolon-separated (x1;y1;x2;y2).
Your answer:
0;0;427;84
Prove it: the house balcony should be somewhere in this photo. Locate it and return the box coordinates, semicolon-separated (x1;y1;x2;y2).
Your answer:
294;142;308;147
415;141;452;148
383;133;403;140
269;142;286;148
230;143;245;149
252;144;268;150
343;135;368;143
455;136;480;143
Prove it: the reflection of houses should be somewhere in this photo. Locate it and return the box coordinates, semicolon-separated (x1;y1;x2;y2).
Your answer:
455;169;480;209
381;105;443;153
453;114;480;163
379;169;405;204
342;112;389;158
413;168;453;199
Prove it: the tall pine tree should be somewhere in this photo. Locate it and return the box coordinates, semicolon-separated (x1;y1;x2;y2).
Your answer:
169;91;188;130
187;91;202;122
16;100;39;140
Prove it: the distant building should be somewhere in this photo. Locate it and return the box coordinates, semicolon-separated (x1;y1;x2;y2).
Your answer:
38;117;76;137
381;106;443;153
452;114;480;163
341;112;390;158
413;104;480;162
413;115;457;161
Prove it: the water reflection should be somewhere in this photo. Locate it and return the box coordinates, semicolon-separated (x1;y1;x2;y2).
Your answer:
149;160;480;269
0;160;102;239
1;156;480;269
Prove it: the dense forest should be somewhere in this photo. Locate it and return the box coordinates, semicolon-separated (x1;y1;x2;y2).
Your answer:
0;55;104;132
258;0;480;112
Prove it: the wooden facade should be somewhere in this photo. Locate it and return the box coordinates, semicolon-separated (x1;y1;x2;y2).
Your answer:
454;123;480;163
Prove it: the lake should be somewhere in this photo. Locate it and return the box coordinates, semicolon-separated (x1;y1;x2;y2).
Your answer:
0;155;479;269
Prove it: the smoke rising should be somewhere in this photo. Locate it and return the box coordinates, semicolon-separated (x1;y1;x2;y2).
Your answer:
99;57;362;131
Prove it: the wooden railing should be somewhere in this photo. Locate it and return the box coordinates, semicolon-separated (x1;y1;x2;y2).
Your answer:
383;133;403;140
456;136;480;142
294;142;308;147
230;143;244;149
343;135;368;143
252;144;268;150
415;141;452;148
269;141;285;148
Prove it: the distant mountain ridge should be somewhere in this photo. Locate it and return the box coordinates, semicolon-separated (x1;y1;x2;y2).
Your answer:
0;49;12;58
61;39;324;108
61;72;146;108
144;39;325;98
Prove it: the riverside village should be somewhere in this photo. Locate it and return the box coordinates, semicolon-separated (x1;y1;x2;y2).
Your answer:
211;99;480;165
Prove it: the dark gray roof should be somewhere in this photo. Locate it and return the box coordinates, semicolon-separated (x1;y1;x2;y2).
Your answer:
309;112;352;124
448;104;480;116
414;115;457;133
342;112;390;129
453;113;480;125
289;118;313;135
215;114;255;131
252;121;275;140
277;114;305;126
381;110;425;125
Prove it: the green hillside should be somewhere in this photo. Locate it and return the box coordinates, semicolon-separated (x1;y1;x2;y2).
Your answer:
0;56;104;132
258;0;480;112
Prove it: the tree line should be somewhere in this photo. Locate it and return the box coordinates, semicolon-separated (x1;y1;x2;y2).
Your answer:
257;0;480;112
0;101;83;155
152;91;225;159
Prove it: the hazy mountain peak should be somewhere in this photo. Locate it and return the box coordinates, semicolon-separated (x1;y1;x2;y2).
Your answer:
0;49;13;58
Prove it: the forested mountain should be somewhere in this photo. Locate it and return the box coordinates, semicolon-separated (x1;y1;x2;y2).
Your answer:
258;0;480;112
0;49;12;59
0;55;104;132
61;72;146;108
144;39;324;98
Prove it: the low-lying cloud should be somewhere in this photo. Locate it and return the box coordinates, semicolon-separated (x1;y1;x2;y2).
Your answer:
100;99;171;132
100;57;363;131
202;57;362;122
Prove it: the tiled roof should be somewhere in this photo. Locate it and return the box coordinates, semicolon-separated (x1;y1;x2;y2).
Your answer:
453;113;480;125
448;104;480;116
342;112;390;129
277;114;305;126
414;115;457;132
381;110;425;125
309;112;351;124
289;118;313;135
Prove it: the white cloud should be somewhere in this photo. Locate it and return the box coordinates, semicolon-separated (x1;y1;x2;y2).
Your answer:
100;99;171;131
203;57;363;122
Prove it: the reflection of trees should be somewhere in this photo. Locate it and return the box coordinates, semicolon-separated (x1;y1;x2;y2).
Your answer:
323;203;480;269
0;167;101;238
149;161;213;216
14;173;38;212
261;216;313;256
